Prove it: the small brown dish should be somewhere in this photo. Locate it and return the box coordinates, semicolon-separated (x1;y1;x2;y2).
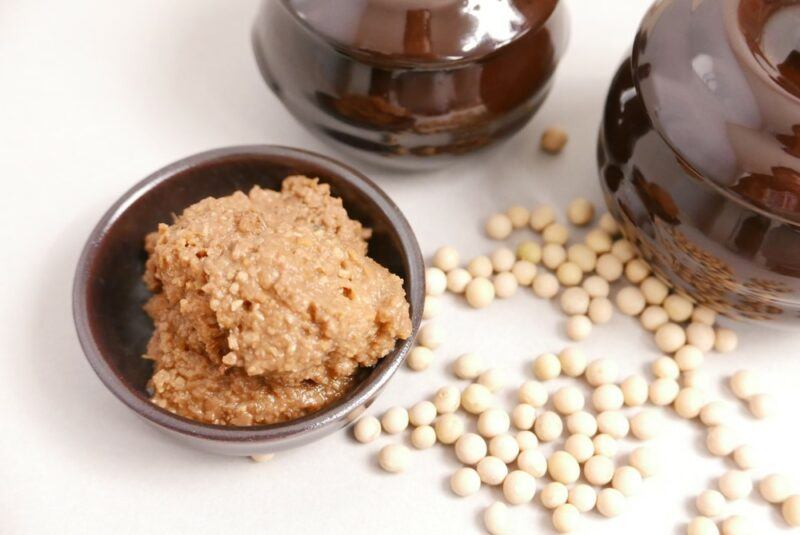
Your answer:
72;145;424;456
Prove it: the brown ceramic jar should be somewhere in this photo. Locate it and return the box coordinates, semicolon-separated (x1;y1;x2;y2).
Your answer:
253;0;569;170
599;0;800;325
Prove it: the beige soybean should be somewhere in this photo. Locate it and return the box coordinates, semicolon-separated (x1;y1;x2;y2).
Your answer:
549;451;581;484
516;430;539;451
483;502;510;535
559;346;588;377
425;267;448;296
423;296;442;319
478;408;511;438
630;409;661;440
434;413;465;444
686;322;715;352
530;205;556;232
760;474;792;504
596;254;623;282
381;407;409;434
664;294;694;322
493;272;519;298
692;306;717;325
714;328;738;353
511;404;536;431
446;268;472;294
564;434;595;463
649;378;680;406
468;255;494;278
718;470;753;500
596;488;626;518
409;401;437;427
598;213;620;236
569;484;597;513
584;455;615;486
732;445;759;470
477;456;509;486
593;434;618;458
519;380;549;407
597;411;630;439
593;384;624;412
407;346;434;371
568;243;597;272
585;228;613;253
478;368;506;393
535;411;564;442
567;198;595;227
461;383;493;415
629;446;658;477
612;466;643;497
553;386;586;415
354;416;381;444
699;401;732;427
585;358;619;386
611;239;637;263
652;356;680;379
556;262;583;287
432;246;460;272
696;490;726;517
588;297;614;324
730;371;762;400
721;515;751;535
489;434;520;464
625;258;651;284
640;276;669;305
511;260;538;285
674;387;705;419
418;322;444;350
583;275;610;297
616;286;646;316
450;467;481;497
503;470;537;505
784;496;800;527
654;322;686;353
675;345;704;371
533;352;561;381
567;411;598;437
533;272;560;298
434;386;461;414
621;375;649;407
490;247;516;272
542;243;567;270
465;277;495;309
707;426;738;457
566;315;593;341
748;393;777;419
506;205;531;229
486;213;513;240
411;425;437;449
455;433;488;465
640;305;669;331
378;444;411;473
517;449;548;478
688;517;720;535
541;482;570;509
560;287;590;315
453;353;484;380
543;222;570;245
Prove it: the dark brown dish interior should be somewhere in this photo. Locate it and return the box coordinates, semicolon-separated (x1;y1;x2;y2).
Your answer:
73;146;423;447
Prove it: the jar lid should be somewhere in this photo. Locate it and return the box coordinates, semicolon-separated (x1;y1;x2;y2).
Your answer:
633;0;800;222
285;0;560;67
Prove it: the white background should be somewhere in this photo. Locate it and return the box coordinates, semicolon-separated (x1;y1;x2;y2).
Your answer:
1;1;798;534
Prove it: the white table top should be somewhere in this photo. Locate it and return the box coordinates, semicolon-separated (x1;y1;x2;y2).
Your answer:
2;1;798;533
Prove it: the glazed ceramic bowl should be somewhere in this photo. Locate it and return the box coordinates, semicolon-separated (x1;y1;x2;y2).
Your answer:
252;0;569;170
72;145;424;456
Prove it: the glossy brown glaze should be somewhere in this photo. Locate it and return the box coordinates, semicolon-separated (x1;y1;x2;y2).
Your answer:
252;0;568;170
598;0;800;325
73;146;424;455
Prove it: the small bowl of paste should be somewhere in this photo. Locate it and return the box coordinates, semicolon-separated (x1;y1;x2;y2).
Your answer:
73;145;424;456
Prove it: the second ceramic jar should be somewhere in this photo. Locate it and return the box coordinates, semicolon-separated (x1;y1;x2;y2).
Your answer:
253;0;569;170
599;0;800;326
